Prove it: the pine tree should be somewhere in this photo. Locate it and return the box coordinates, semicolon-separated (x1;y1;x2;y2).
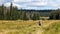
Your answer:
32;13;40;20
8;2;13;20
0;4;4;19
22;11;29;20
12;6;18;20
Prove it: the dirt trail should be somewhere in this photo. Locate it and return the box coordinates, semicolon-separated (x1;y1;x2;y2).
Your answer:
36;28;43;34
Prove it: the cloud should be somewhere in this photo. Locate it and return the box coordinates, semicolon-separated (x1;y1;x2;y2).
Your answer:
0;0;60;10
4;2;21;8
13;0;32;2
12;0;60;9
12;0;48;9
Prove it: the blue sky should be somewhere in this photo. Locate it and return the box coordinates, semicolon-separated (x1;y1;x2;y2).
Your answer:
0;0;60;10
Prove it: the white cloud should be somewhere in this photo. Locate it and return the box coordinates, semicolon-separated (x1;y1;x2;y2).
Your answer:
1;0;60;10
4;2;21;8
13;0;32;2
12;0;48;9
4;2;10;7
27;1;47;6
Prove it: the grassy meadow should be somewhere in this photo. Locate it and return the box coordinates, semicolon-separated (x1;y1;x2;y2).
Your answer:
43;20;60;34
0;20;60;34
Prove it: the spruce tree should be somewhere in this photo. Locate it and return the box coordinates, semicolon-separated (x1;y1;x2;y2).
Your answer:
1;4;4;20
32;13;40;20
22;11;29;20
9;2;13;20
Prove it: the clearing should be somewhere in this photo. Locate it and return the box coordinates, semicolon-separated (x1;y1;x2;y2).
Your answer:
0;20;59;34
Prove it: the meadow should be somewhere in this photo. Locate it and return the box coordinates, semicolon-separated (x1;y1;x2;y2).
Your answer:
0;20;60;34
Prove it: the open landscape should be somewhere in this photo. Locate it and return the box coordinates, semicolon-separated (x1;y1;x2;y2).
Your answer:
0;20;59;34
0;0;60;34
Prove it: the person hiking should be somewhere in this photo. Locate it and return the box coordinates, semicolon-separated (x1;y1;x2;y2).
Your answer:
38;21;41;26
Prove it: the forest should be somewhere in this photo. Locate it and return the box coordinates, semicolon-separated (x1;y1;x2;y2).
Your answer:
0;2;60;20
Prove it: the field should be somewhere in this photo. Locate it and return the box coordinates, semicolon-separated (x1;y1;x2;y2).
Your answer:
0;20;60;34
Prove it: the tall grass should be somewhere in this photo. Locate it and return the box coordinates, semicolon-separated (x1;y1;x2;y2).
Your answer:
43;22;60;34
0;20;39;34
0;20;60;34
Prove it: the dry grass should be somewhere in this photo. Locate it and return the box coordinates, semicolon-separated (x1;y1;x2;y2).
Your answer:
0;20;59;34
0;20;40;34
43;20;60;34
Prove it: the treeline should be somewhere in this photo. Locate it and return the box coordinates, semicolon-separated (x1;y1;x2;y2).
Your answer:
49;10;60;20
19;9;51;17
0;3;40;20
0;2;60;20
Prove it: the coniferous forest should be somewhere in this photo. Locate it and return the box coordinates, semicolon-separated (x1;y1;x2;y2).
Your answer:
0;2;60;20
0;3;40;20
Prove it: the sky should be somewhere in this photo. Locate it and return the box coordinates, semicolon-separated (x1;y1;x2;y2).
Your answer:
0;0;60;10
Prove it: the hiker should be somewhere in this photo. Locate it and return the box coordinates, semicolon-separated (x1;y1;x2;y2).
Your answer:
38;21;41;26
